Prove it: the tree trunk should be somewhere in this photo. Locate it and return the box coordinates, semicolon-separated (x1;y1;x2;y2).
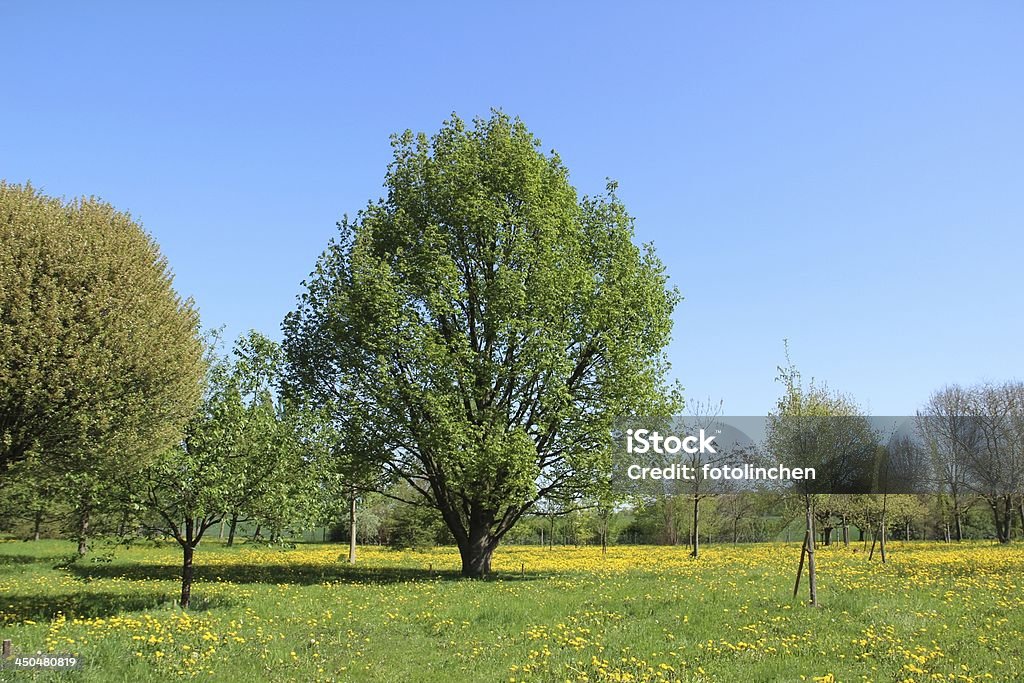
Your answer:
600;510;608;557
842;516;849;547
880;522;887;564
458;511;500;578
1002;495;1013;544
879;492;889;563
991;500;1007;543
218;519;224;540
33;509;42;542
226;512;238;547
953;499;963;542
348;495;357;564
823;526;832;546
180;542;195;609
664;500;676;546
76;504;90;556
690;494;700;558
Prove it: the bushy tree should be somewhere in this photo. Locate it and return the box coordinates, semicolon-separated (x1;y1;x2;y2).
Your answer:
284;112;680;576
0;182;204;478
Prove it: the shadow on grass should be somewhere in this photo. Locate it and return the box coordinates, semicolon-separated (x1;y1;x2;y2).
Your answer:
0;554;48;566
0;589;233;624
68;562;551;586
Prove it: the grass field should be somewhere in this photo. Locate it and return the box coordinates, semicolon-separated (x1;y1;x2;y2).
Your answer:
1;540;1022;682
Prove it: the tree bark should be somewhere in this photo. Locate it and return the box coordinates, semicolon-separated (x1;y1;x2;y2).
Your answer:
458;511;499;578
33;509;42;542
991;500;1008;544
600;509;609;557
180;542;195;609
76;504;90;556
226;512;238;547
1002;495;1013;544
348;495;357;564
690;494;700;558
880;522;887;563
664;499;676;546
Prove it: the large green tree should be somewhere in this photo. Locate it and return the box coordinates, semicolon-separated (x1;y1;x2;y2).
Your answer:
0;183;204;478
284;112;679;576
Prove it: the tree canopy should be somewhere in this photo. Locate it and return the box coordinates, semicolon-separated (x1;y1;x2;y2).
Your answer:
0;182;204;476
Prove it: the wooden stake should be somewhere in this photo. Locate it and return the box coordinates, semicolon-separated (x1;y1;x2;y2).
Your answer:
793;529;808;597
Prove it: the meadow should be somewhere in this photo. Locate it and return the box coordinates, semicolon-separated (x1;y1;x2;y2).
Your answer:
1;540;1022;682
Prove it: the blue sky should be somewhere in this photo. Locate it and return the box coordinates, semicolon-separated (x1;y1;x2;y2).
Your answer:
3;2;1022;415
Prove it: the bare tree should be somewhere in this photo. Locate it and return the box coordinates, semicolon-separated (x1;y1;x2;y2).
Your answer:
917;385;977;541
963;382;1022;544
679;401;724;558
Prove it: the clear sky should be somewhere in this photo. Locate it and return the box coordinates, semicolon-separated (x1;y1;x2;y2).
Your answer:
3;2;1022;416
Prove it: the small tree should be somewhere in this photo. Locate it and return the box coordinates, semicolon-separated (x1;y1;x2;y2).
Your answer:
132;333;306;608
678;404;725;558
767;343;876;607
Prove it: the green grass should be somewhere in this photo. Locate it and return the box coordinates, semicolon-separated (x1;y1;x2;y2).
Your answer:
1;539;1022;682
